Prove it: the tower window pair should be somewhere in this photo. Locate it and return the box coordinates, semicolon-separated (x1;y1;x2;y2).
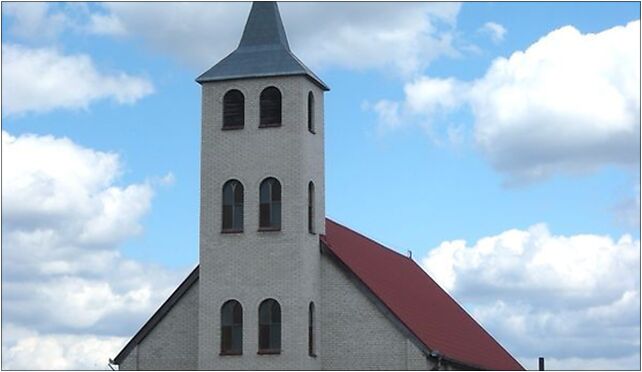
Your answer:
220;299;316;356
222;87;282;129
221;178;282;232
220;299;282;355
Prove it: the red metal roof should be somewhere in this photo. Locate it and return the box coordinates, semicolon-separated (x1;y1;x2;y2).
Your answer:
322;218;524;371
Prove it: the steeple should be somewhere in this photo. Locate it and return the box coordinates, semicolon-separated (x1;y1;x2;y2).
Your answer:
237;1;290;51
196;1;329;91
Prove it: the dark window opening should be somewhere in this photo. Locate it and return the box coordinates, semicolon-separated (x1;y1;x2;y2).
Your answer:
221;300;243;355
258;299;281;354
307;92;315;133
308;182;315;234
308;302;315;357
223;90;244;129
259;178;281;230
222;180;244;232
259;87;282;127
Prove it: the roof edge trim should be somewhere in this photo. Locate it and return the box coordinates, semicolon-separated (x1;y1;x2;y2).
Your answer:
196;71;330;91
320;236;483;371
112;265;200;365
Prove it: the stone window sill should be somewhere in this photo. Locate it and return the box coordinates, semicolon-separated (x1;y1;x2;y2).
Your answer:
221;229;244;234
220;351;242;356
222;125;244;131
257;350;281;355
258;123;282;128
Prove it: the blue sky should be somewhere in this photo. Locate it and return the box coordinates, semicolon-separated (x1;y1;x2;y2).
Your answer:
2;2;640;370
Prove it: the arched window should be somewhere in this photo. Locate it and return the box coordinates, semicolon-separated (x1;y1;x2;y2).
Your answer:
221;300;243;355
258;299;281;354
259;87;282;127
222;180;244;232
223;90;244;129
307;92;315;133
308;181;315;234
308;302;315;356
259;178;281;230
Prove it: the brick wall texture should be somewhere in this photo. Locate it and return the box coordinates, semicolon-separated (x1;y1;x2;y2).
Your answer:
117;76;439;370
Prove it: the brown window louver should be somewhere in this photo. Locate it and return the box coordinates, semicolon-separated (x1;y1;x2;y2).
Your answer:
259;87;282;127
223;90;244;129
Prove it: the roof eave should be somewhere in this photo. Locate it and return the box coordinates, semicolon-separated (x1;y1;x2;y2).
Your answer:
195;72;330;91
112;266;200;365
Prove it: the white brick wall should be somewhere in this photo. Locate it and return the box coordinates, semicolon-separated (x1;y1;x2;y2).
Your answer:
320;253;433;370
119;281;199;370
117;72;445;370
198;75;325;369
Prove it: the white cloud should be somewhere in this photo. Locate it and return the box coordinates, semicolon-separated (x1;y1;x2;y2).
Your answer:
2;2;69;42
98;2;461;76
2;328;126;370
372;20;640;184
480;22;507;43
87;13;127;36
421;224;640;370
2;43;153;116
2;130;188;369
470;20;640;184
404;76;467;116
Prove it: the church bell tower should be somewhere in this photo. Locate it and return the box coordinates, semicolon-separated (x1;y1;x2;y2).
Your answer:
196;2;328;369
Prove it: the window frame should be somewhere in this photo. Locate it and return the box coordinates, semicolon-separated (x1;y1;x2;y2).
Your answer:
222;180;244;233
259;87;282;128
258;299;281;354
259;178;282;231
308;302;316;357
308;181;315;234
307;91;315;134
220;300;243;356
222;89;245;130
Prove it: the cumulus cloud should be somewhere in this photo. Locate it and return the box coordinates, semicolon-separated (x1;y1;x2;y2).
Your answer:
480;21;507;43
2;43;153;116
2;2;69;42
97;2;461;76
2;131;188;369
470;20;640;184
2;326;127;370
87;13;127;36
421;224;640;370
371;20;640;184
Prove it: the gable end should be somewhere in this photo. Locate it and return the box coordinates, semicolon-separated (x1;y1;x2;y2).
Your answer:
319;240;481;370
112;266;200;365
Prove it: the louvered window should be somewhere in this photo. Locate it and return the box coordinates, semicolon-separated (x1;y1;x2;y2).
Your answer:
308;302;315;356
308;182;315;234
308;92;315;133
221;300;243;355
258;299;281;354
259;87;282;127
223;90;244;129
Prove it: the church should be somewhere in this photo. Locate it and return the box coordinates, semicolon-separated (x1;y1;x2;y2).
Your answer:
112;2;523;370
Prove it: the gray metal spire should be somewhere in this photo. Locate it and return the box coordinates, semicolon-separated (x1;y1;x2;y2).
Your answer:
196;2;329;90
238;1;290;51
